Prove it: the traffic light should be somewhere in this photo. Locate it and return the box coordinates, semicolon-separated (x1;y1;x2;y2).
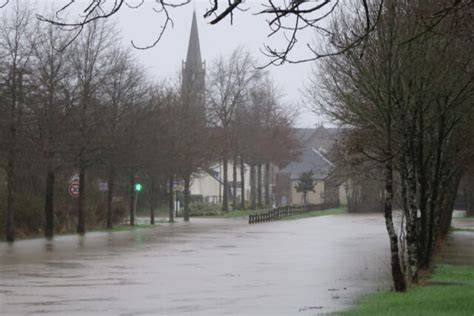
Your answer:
134;183;142;192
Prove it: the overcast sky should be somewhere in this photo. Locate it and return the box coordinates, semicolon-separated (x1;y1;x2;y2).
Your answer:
35;1;326;128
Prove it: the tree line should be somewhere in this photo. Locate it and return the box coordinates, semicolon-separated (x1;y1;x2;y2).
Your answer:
311;0;473;291
0;4;297;242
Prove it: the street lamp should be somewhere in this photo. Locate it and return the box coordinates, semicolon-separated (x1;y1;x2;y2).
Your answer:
133;182;142;225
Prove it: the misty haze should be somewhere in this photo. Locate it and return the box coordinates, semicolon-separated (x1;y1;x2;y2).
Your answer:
0;1;473;315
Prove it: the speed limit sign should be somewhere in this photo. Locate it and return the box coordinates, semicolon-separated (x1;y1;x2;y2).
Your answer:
68;182;80;198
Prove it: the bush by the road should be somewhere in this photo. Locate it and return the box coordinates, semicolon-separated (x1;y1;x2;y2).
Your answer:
189;202;222;216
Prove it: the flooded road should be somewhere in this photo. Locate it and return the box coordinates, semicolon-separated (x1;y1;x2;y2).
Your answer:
1;214;391;315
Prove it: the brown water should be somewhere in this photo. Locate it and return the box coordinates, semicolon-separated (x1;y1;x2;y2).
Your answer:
0;214;391;315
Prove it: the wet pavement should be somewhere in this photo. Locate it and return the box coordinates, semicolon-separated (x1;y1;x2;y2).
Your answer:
0;214;392;315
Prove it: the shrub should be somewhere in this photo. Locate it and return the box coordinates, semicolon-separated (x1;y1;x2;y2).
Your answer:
189;201;222;216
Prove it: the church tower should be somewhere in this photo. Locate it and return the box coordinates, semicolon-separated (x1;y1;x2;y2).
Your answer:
182;10;205;111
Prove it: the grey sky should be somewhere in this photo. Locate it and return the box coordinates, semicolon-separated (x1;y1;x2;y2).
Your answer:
35;1;324;127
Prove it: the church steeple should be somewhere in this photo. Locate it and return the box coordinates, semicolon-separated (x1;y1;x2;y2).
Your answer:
185;10;202;70
182;10;205;111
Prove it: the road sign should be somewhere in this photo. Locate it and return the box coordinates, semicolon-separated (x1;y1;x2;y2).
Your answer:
70;174;80;183
68;182;80;198
98;182;108;192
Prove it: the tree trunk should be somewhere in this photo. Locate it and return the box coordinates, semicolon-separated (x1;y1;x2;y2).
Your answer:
5;158;15;242
406;157;419;283
240;155;245;209
463;185;474;217
264;162;270;206
400;116;419;284
424;114;445;269
183;174;191;222
106;167;115;229
44;165;55;238
257;162;262;207
382;0;405;290
250;164;256;210
467;191;474;217
384;159;406;292
416;110;429;267
5;67;19;242
77;166;86;234
129;172;135;226
399;155;409;276
222;158;229;212
233;157;238;210
150;178;155;225
168;175;174;223
438;173;462;239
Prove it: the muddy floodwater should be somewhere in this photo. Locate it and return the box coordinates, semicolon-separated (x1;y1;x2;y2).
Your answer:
0;214;391;315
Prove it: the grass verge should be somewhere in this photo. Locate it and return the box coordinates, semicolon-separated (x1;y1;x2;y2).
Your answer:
214;208;271;218
283;206;347;220
339;264;474;316
196;208;270;218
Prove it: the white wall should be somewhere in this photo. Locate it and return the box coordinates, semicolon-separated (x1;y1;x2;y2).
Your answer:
290;180;325;205
190;161;279;204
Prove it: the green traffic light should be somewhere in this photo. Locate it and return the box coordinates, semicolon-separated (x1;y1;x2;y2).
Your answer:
134;183;142;192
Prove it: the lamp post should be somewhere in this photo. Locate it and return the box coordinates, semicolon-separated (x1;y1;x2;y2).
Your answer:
133;183;142;225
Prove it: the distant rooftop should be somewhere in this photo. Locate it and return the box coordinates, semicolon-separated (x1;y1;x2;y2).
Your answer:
279;147;334;180
293;125;342;154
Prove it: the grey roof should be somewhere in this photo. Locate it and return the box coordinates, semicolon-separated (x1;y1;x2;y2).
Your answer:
278;148;334;180
185;11;202;70
294;128;315;145
293;126;342;154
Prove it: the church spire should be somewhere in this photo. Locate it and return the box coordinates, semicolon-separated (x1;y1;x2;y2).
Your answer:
185;10;202;70
182;10;206;113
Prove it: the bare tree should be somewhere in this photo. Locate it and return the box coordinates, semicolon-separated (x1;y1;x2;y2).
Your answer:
26;20;73;238
207;47;256;211
100;46;148;228
175;92;212;222
67;20;117;234
0;2;35;242
32;0;380;65
315;0;474;291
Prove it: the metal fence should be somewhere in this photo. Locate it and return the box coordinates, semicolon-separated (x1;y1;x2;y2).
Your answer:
248;204;335;224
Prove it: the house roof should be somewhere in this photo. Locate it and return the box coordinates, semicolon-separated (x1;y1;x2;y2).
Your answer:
294;128;316;145
278;147;334;180
293;126;341;154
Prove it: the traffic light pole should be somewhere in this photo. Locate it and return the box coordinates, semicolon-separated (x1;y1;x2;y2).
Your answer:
131;183;142;226
134;190;139;225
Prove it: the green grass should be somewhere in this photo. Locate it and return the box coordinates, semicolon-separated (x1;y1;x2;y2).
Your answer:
339;265;474;316
192;208;270;218
430;265;474;282
215;208;271;218
283;206;347;220
215;206;348;219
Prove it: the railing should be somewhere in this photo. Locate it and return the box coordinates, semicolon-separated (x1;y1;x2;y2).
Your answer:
248;204;334;224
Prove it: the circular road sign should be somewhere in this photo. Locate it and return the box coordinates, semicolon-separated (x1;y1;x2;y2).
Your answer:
68;182;80;198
